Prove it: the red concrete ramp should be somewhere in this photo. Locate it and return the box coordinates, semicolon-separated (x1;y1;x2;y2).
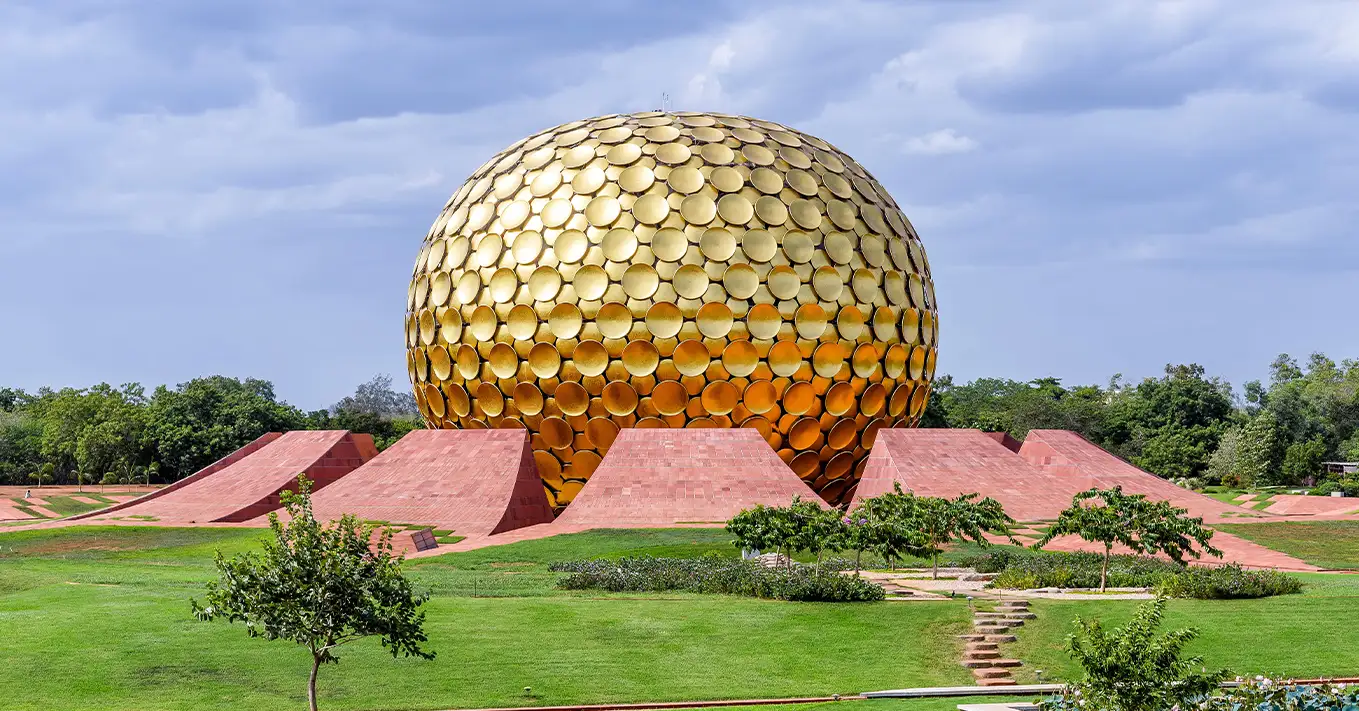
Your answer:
69;433;284;521
555;429;822;527
1019;429;1250;522
303;430;554;536
86;431;375;524
852;429;1091;521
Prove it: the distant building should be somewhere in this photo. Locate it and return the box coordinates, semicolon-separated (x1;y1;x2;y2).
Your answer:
1324;462;1359;476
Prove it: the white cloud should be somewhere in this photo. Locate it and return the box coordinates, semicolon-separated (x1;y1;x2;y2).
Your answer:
903;128;980;155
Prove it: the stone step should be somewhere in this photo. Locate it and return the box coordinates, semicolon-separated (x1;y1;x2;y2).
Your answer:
997;600;1031;609
977;618;1025;627
985;634;1018;643
978;678;1019;687
973;668;1013;679
957;634;986;642
961;659;995;669
964;650;1001;660
974;611;1007;619
991;659;1023;668
1005;612;1038;620
965;642;1000;652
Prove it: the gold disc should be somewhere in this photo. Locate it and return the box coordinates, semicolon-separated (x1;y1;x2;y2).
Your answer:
747;303;783;340
573;265;609;301
514;382;545;416
673;264;709;298
585;417;620;450
784;382;815;416
722;340;759;377
795;304;828;339
574;340;609;377
696;302;734;338
646;302;683;338
555;381;590;416
622;340;660;376
768;341;802;377
488;343;519;379
528;342;561;378
541;416;574;449
507;304;538;340
622;263;659;299
673;339;711;377
824;382;855;416
701;381;739;416
767;266;800;299
596;302;633;339
723;264;759;299
652;380;689;416
813;342;846;378
601;381;639;416
549;303;583;339
743;381;778;414
477;382;505;416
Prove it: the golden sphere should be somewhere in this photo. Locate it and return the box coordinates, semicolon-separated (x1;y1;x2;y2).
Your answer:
406;111;939;509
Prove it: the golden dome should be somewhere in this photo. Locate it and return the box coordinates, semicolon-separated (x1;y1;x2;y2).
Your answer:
406;111;938;509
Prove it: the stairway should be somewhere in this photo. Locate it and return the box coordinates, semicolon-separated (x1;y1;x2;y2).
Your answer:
958;599;1031;686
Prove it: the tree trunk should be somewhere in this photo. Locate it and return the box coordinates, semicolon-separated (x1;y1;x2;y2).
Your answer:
855;549;862;576
309;655;321;711
1100;544;1111;593
932;552;939;580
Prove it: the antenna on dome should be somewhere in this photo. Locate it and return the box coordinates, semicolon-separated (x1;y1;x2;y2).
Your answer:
662;92;671;113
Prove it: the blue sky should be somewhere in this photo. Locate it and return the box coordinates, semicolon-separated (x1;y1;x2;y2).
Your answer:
3;0;1356;409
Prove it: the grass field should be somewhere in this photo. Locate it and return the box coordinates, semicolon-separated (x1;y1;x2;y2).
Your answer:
3;524;1358;711
0;527;971;711
1008;573;1359;683
1217;521;1359;570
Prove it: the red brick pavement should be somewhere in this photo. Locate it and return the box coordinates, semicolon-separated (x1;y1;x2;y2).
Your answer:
1264;494;1359;516
296;429;554;536
853;429;1092;521
554;429;823;528
68;433;283;521
1019;429;1258;524
81;431;374;524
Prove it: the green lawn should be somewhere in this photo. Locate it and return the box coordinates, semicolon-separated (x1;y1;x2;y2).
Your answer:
1008;573;1359;683
1216;521;1359;570
0;527;972;711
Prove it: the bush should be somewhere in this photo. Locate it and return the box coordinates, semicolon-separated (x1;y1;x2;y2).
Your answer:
1153;564;1303;600
973;549;1303;599
549;555;885;602
1309;478;1359;497
970;549;1184;589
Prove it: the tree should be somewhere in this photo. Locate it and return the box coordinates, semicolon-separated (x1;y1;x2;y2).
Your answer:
0;411;43;486
192;476;434;711
1204;426;1242;486
1062;595;1228;711
1236;411;1284;486
1035;487;1222;591
1281;436;1328;486
148;376;308;480
331;374;418;418
844;483;928;572
908;492;1015;579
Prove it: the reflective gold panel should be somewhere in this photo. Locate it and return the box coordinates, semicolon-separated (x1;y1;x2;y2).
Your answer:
408;111;938;509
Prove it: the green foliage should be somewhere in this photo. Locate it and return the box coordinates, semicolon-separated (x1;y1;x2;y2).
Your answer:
1036;486;1222;591
1048;596;1229;711
1153;564;1303;600
909;491;1015;578
726;496;842;565
1204;678;1359;711
1238;410;1286;486
549;555;886;602
1282;436;1328;485
192;476;433;711
148;376;310;480
843;482;930;569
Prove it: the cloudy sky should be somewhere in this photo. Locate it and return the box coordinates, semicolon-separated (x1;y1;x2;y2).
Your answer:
3;0;1356;409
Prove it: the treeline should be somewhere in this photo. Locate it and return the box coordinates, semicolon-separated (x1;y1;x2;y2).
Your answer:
0;375;421;486
3;353;1355;490
923;353;1359;488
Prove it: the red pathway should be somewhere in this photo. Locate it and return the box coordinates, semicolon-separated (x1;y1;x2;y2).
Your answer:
851;429;1092;521
296;429;554;536
80;431;375;524
553;429;823;528
1264;494;1359;517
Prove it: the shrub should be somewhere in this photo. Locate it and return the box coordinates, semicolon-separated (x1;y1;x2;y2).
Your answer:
1204;678;1359;711
1042;596;1227;711
974;549;1183;589
1309;478;1359;497
1153;564;1303;600
549;555;885;602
